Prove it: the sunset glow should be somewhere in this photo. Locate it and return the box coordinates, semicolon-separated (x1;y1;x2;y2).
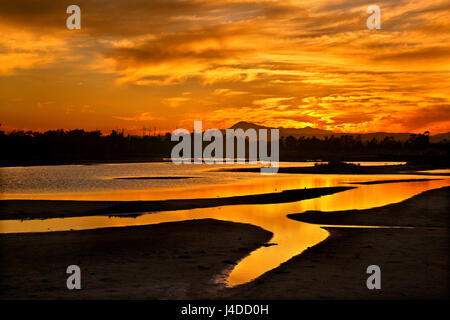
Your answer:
1;0;449;134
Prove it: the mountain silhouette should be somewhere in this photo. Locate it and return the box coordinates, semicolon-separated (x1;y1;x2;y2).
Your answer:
230;121;332;135
229;121;270;131
229;121;449;142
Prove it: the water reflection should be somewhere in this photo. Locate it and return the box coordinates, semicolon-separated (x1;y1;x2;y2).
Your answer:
416;169;450;174
0;162;407;201
1;176;448;286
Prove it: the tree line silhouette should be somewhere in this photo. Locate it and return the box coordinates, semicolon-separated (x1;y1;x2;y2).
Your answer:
279;131;448;164
0;128;448;166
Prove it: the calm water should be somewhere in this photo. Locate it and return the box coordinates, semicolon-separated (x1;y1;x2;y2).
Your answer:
0;161;405;200
417;169;450;174
0;162;447;286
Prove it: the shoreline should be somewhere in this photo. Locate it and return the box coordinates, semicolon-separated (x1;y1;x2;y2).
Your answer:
288;186;449;227
1;159;446;169
1;187;448;299
0;159;172;168
0;219;272;299
217;164;450;175
0;186;354;220
224;187;449;299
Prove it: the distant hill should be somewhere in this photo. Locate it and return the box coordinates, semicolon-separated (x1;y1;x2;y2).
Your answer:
430;132;450;143
229;121;332;137
229;121;269;131
228;122;450;142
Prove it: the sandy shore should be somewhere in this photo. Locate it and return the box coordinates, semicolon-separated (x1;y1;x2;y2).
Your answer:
225;187;449;299
0;219;271;299
1;187;448;299
288;186;449;227
0;186;353;220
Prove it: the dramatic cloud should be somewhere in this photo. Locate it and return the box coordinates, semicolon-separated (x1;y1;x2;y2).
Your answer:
0;0;449;134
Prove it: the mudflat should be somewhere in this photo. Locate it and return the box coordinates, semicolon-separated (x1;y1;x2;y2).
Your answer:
289;186;449;227
0;219;271;299
225;187;449;299
1;187;448;299
0;186;353;220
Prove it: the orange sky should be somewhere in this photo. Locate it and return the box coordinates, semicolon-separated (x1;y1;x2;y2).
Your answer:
0;0;449;135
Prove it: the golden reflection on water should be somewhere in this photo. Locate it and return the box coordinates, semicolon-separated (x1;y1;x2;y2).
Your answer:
0;176;449;286
1;174;336;201
416;169;450;174
0;173;439;201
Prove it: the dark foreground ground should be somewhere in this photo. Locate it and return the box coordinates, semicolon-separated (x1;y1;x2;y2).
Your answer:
0;220;271;299
0;187;448;299
225;187;449;299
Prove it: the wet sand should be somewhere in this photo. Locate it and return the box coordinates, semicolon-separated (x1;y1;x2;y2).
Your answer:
1;187;448;299
224;187;449;299
0;219;271;299
0;186;353;220
288;186;449;227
